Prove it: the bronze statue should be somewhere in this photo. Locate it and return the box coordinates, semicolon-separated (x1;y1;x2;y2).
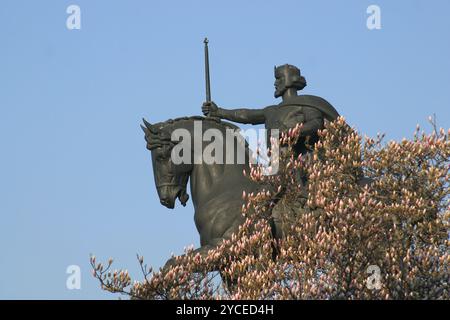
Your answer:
141;40;344;272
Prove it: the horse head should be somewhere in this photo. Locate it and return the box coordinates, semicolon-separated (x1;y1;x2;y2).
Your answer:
141;118;191;209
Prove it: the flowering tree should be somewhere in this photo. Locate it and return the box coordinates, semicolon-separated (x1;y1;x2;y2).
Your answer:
92;117;449;299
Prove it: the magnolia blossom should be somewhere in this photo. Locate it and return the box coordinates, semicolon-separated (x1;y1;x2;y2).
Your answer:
92;117;449;300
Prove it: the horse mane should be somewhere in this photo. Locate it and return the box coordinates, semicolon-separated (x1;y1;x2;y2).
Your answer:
146;116;250;151
162;115;241;132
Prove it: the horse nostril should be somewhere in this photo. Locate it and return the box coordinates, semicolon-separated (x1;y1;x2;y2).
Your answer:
161;198;170;206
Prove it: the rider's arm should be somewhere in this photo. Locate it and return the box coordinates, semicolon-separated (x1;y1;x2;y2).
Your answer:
217;107;266;125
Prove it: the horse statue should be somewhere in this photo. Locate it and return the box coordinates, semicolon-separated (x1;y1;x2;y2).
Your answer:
141;116;265;271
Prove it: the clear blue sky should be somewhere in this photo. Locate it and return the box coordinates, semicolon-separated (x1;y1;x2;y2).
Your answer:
0;0;449;299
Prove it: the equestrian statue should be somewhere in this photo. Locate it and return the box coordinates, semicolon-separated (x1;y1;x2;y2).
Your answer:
141;39;340;271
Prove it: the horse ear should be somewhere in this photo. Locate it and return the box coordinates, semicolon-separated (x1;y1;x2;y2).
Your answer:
142;118;157;133
140;124;147;133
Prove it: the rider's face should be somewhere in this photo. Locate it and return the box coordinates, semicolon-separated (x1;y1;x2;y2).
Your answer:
274;69;299;98
274;73;287;98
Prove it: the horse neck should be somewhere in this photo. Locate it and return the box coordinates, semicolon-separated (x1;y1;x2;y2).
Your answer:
183;119;251;208
189;161;251;210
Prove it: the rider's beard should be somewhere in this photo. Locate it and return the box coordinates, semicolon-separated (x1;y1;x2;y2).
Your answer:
274;85;286;98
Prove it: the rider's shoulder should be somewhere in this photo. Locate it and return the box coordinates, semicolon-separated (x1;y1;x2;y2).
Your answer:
263;104;279;112
282;95;340;121
281;94;332;106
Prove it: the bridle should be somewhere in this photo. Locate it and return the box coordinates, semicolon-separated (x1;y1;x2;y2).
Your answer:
156;182;180;188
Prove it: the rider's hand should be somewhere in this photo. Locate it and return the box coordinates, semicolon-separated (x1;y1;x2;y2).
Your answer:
202;101;219;117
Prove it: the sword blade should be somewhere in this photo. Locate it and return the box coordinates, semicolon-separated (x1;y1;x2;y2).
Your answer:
204;38;211;102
